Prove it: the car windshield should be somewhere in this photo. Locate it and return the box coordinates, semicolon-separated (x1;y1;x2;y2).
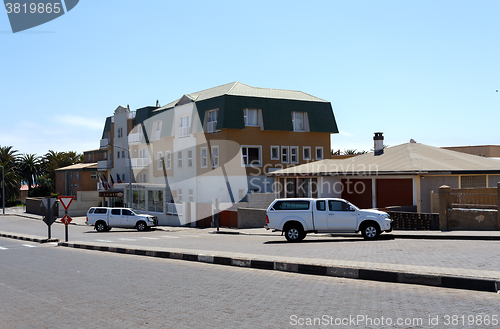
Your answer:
128;208;139;215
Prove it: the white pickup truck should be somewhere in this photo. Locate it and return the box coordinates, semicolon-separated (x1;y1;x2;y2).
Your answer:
86;207;158;232
265;198;392;242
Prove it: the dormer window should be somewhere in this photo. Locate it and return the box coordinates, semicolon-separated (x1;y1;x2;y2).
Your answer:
153;121;162;141
292;112;307;132
207;110;218;133
244;109;259;126
179;116;190;138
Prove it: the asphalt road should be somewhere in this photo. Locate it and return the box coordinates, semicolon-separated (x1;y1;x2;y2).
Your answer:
1;215;500;274
1;236;499;329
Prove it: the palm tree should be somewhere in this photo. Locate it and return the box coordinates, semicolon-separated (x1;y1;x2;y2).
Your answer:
0;146;21;204
19;153;42;195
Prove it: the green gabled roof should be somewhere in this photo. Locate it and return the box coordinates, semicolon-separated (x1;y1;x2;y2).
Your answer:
101;116;112;139
134;106;162;143
153;82;338;133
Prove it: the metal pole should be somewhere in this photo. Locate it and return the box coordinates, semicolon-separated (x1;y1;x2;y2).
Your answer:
47;198;51;239
1;166;4;215
128;150;132;209
65;223;68;242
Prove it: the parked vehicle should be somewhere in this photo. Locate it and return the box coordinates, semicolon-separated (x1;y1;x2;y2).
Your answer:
265;198;392;242
86;207;158;232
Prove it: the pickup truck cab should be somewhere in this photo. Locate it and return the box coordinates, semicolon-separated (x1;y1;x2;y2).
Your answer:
265;198;392;242
86;207;158;232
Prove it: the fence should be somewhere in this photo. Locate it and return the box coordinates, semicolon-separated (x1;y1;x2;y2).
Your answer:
387;211;439;230
439;184;500;230
447;188;497;209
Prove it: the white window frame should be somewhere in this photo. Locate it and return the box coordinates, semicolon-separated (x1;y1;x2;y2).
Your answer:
303;146;311;161
187;150;193;167
179;115;190;138
292;112;306;132
270;145;279;161
165;151;171;169
290;146;299;164
281;146;289;163
157;151;164;170
189;189;194;202
153;121;162;141
211;146;219;168
178;151;182;167
241;145;262;167
200;147;208;168
315;146;324;160
178;188;182;202
243;108;259;126
91;171;97;180
207;109;218;133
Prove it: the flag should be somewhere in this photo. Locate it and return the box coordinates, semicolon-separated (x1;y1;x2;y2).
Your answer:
109;174;115;187
100;173;110;190
117;173;122;184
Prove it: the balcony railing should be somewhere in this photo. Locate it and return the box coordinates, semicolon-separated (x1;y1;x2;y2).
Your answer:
131;158;150;168
97;160;112;170
100;138;109;149
128;133;140;144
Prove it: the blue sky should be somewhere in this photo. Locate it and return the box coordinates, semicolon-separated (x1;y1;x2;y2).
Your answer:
1;0;499;156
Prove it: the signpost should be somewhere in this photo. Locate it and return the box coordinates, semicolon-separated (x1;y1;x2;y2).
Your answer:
41;197;57;239
58;196;74;242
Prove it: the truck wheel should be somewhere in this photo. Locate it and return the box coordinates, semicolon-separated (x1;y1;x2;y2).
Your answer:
95;221;107;232
284;224;305;242
136;221;147;232
361;222;380;240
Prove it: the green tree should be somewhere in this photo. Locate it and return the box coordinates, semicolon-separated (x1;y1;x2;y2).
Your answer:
30;174;54;198
42;150;83;194
0;146;22;204
43;150;82;182
19;153;42;195
341;149;368;155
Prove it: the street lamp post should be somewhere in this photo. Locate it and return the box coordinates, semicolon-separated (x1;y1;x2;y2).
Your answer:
108;144;133;209
0;166;4;215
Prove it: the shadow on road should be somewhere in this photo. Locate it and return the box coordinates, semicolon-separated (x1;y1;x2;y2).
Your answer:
263;234;394;244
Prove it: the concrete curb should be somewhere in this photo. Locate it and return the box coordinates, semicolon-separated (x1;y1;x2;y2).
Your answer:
393;234;500;241
0;232;59;243
57;242;500;293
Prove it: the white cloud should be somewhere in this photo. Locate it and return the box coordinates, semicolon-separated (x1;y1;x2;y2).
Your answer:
54;115;104;130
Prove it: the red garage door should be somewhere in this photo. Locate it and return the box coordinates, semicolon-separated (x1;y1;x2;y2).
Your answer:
376;179;413;209
341;178;372;209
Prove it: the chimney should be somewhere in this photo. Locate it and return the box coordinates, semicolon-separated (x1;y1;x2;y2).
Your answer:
374;132;384;156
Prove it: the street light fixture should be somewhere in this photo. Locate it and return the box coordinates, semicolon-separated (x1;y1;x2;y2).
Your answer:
107;143;133;208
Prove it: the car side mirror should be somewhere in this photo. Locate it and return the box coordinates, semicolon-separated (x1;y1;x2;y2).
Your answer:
349;206;356;212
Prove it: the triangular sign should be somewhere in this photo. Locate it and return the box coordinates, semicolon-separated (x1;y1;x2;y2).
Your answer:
58;196;75;211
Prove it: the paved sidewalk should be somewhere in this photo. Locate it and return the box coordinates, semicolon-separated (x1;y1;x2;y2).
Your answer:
57;239;500;293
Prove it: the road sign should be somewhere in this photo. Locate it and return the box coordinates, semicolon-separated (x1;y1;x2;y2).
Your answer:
58;196;75;211
61;214;72;225
40;198;57;210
